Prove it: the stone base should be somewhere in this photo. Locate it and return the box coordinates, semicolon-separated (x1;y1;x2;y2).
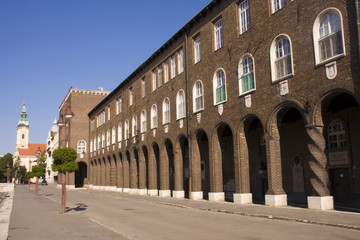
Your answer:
147;189;158;196
234;193;253;204
265;194;287;207
67;185;75;189
209;192;225;202
130;188;139;195
138;189;148;195
307;196;334;210
123;188;131;193
159;190;171;197
116;187;123;192
191;191;203;200
172;190;185;198
109;186;117;191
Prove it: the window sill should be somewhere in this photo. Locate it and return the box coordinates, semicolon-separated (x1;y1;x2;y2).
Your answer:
315;53;345;67
193;108;204;114
239;89;255;97
176;116;186;121
271;73;293;84
214;100;227;106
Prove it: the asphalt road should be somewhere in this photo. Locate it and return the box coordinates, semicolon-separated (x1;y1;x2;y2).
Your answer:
9;185;360;240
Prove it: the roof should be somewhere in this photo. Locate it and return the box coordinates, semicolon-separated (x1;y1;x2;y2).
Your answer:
88;0;218;117
19;144;47;156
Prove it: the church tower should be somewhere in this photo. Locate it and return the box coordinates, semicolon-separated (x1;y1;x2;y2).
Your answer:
16;102;30;150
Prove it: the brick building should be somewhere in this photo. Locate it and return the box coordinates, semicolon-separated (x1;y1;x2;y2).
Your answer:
58;88;109;188
88;0;360;210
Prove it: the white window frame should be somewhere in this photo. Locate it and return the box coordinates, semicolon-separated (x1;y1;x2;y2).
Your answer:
141;110;146;133
164;61;169;83
270;34;294;82
194;35;201;64
142;78;146;98
118;123;122;142
151;104;158;129
77;140;86;153
108;105;110;120
214;19;223;51
97;135;101;149
213;68;227;105
112;126;116;144
124;120;129;140
178;49;184;74
193;80;204;113
116;99;119;115
327;119;347;150
93;137;96;151
102;132;105;148
171;55;176;79
152;70;157;91
238;54;256;95
90;139;93;153
129;87;133;106
163;98;170;125
239;0;250;34
132;115;137;137
158;66;163;87
272;0;285;14
119;97;122;113
106;130;110;147
176;90;186;120
313;8;345;65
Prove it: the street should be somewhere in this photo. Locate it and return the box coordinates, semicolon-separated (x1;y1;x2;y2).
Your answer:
8;185;360;240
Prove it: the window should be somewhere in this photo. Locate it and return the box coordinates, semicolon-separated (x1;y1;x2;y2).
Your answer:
214;19;223;50
141;110;146;133
116;99;119;115
102;132;105;148
164;61;169;83
142;78;146;98
327;120;347;149
112;126;116;144
171;55;176;79
90;140;93;153
77;140;86;153
238;54;255;95
22;134;24;139
178;49;184;74
151;105;157;129
158;66;163;87
313;9;344;64
213;69;227;104
270;35;293;81
163;98;170;124
125;120;129;139
152;70;157;91
239;0;250;34
94;137;97;151
129;87;133;106
97;135;101;149
118;123;122;142
119;97;123;113
194;35;201;64
91;119;95;131
132;116;137;137
177;90;186;119
106;130;110;147
193;80;204;112
272;0;285;13
108;105;110;120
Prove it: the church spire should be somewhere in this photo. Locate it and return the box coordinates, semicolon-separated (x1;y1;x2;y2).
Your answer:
18;102;29;127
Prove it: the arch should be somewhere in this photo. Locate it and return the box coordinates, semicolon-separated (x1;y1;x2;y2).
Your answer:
160;139;174;196
148;143;160;193
123;151;130;190
117;152;123;188
174;135;188;198
139;145;148;190
131;148;139;189
111;154;117;187
102;157;106;186
106;155;111;186
75;161;87;188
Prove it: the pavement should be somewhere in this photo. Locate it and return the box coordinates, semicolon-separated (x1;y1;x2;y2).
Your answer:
2;184;360;240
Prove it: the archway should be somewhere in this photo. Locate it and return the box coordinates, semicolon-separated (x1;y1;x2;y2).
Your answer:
117;152;123;189
131;148;139;189
75;161;87;188
193;130;210;200
162;139;174;196
111;154;117;187
175;135;188;198
148;143;160;195
123;151;130;191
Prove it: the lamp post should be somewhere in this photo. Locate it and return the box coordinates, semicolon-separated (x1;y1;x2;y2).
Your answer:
28;159;32;190
35;146;41;195
57;101;74;213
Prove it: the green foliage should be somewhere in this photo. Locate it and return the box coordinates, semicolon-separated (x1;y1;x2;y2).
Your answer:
18;166;27;181
31;165;45;178
0;153;13;181
52;147;78;173
26;171;35;179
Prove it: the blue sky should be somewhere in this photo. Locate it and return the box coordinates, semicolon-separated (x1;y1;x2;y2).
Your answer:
0;0;210;155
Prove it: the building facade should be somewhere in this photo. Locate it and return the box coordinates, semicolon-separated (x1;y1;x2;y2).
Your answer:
58;88;109;188
88;0;360;210
45;119;59;184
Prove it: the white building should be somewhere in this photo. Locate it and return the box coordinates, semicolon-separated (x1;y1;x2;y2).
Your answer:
45;119;59;183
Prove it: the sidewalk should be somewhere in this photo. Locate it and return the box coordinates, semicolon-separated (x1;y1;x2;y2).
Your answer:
7;185;124;240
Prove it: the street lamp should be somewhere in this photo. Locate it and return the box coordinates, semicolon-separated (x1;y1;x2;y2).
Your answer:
35;146;41;196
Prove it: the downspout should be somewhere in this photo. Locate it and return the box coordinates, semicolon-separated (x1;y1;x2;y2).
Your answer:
185;27;192;199
356;0;360;62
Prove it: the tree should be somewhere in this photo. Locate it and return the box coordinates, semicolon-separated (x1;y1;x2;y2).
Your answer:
52;147;78;213
0;153;13;183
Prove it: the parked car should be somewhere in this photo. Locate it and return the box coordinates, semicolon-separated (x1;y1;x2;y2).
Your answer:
41;180;48;185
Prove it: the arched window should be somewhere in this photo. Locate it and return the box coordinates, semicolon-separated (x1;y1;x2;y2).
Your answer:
93;137;97;151
132;115;137;137
141;110;146;133
22;134;25;139
77;140;86;153
193;80;204;113
118;123;122;142
213;69;226;105
125;120;129;139
176;90;186;120
270;35;293;81
151;105;157;129
97;135;101;149
327;120;347;149
163;98;170;124
238;54;255;95
112;126;116;144
90;139;93;153
313;9;344;64
106;130;110;146
102;132;105;148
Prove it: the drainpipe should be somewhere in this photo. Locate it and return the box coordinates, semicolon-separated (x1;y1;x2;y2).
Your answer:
185;27;192;199
356;0;360;62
